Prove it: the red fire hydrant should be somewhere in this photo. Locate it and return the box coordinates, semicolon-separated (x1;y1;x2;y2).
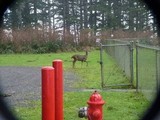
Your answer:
78;91;105;120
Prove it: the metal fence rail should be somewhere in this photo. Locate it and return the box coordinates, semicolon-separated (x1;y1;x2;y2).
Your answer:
136;43;160;100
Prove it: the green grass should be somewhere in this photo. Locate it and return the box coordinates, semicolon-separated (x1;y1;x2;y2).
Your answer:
0;51;102;88
0;50;150;120
13;101;41;120
64;91;149;120
13;91;149;120
0;52;74;68
0;50;130;89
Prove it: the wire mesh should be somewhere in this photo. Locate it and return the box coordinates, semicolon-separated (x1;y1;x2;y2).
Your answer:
157;51;160;89
136;44;160;101
100;39;133;88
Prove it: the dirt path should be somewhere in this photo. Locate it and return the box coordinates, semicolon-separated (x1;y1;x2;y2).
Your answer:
0;66;79;107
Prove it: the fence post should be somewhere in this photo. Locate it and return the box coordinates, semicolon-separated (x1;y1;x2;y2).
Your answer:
136;41;139;92
130;41;134;86
52;60;63;120
42;67;55;120
156;50;159;92
99;43;104;88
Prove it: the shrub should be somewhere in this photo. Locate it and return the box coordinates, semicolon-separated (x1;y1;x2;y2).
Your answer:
1;27;157;54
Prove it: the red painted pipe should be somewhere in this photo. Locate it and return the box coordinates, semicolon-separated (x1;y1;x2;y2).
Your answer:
42;67;55;120
52;60;63;120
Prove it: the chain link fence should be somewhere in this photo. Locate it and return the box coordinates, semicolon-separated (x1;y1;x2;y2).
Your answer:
136;43;160;100
99;39;160;101
99;39;134;88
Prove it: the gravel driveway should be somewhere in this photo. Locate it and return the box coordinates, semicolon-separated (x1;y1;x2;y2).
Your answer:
0;66;80;107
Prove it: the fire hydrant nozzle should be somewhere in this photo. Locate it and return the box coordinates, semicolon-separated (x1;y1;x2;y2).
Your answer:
78;107;88;118
78;91;105;120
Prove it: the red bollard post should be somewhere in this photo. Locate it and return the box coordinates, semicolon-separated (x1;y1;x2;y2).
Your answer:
42;67;55;120
52;60;63;120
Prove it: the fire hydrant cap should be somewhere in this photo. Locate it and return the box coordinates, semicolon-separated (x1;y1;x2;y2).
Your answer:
87;91;105;105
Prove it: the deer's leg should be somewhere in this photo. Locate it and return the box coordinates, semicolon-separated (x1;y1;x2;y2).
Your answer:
86;61;88;66
73;60;76;68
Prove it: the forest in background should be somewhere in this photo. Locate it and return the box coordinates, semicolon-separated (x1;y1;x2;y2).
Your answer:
0;0;159;53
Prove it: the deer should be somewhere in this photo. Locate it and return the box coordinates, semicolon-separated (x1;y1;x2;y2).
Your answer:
71;51;88;68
